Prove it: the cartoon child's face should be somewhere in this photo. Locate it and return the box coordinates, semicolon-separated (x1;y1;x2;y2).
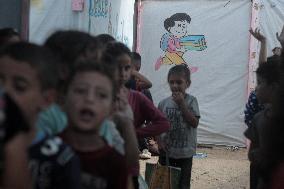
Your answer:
169;20;189;38
65;71;113;133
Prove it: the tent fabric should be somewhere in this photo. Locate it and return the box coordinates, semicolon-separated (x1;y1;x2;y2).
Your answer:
138;0;251;146
29;0;79;44
248;0;284;93
29;0;284;146
29;0;135;48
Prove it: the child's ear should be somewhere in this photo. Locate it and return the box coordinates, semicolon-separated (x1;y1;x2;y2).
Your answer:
41;89;57;110
187;80;191;88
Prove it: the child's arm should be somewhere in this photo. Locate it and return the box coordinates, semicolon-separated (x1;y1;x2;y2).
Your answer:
112;114;139;168
131;70;152;90
135;93;170;138
112;88;139;168
3;133;32;189
276;25;284;48
249;28;267;64
172;92;199;128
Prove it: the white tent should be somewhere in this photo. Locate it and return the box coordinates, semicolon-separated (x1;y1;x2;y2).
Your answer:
29;0;284;146
29;0;135;48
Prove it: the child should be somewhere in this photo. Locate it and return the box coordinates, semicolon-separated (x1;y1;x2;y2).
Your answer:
158;64;200;189
244;57;282;189
104;42;170;189
0;42;80;189
127;52;154;157
59;61;129;189
0;89;32;189
127;52;152;92
44;30;138;166
258;59;284;189
37;30;101;136
0;28;20;48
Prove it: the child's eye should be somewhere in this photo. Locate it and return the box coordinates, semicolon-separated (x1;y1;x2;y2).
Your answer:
74;88;87;95
176;81;182;85
14;80;28;93
124;65;131;71
97;92;109;99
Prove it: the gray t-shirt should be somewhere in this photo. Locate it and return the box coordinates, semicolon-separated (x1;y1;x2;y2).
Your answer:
158;94;200;158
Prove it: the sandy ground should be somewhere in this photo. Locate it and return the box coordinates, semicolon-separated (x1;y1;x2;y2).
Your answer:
139;146;250;189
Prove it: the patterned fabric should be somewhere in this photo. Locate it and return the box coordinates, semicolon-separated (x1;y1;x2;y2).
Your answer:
244;91;265;127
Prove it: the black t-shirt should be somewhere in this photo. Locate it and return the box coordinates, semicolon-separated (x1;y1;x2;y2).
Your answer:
29;136;81;189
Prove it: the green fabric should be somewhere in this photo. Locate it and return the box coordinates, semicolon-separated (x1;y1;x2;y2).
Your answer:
36;104;67;136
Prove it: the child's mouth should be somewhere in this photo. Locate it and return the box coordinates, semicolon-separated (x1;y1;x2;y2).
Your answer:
79;108;95;122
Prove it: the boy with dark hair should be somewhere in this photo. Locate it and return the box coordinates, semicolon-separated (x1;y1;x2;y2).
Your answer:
0;28;20;48
0;42;80;189
60;61;129;189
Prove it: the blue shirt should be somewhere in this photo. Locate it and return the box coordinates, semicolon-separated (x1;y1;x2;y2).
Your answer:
244;91;265;127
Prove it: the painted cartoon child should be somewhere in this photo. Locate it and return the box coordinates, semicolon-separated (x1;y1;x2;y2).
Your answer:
155;13;206;72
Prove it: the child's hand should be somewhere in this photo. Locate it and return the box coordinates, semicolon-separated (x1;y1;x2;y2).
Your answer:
112;88;133;120
276;25;284;47
249;28;266;42
172;91;185;107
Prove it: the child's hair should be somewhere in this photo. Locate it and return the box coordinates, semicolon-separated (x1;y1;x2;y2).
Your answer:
102;42;131;70
256;56;282;85
96;34;116;45
257;59;284;182
0;42;58;90
0;28;20;47
66;60;116;100
272;47;281;53
44;30;101;71
164;13;191;32
103;42;132;61
167;64;191;83
131;52;141;61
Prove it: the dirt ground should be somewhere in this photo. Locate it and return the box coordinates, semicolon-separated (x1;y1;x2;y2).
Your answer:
139;146;250;189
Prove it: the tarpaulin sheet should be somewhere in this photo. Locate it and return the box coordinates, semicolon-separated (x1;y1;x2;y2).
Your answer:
29;0;135;48
138;0;251;146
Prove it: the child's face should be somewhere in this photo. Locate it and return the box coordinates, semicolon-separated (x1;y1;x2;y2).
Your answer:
117;54;132;86
168;73;190;95
65;71;113;133
169;20;189;38
133;60;141;72
255;76;272;104
272;47;282;56
0;56;47;126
